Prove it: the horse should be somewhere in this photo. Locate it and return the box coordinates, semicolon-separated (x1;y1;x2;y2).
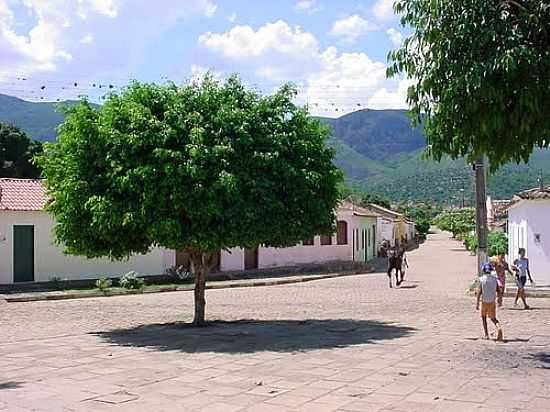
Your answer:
387;246;405;288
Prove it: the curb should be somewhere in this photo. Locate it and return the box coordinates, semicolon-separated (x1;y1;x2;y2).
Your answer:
1;271;370;303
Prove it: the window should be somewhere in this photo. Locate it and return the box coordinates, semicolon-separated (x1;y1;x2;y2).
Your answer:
320;234;332;245
336;221;348;245
356;229;359;251
302;238;314;246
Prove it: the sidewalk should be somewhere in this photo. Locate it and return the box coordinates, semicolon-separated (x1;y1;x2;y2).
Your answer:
505;283;550;298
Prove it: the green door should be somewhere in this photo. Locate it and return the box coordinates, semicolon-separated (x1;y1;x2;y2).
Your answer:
13;225;34;282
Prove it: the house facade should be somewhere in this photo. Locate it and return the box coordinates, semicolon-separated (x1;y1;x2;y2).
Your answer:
0;179;169;285
1;179;381;284
361;204;416;252
507;185;550;286
166;202;380;272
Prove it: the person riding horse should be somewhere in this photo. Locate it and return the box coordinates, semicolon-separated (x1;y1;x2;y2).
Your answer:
387;246;405;288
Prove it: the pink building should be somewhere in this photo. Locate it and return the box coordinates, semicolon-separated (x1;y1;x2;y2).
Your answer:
167;202;380;272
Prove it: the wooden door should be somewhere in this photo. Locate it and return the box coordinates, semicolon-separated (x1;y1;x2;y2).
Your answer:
244;247;259;270
13;225;34;282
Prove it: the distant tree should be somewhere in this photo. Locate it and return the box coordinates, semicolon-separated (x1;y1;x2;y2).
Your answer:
388;0;550;169
434;209;476;238
360;193;391;209
397;203;442;236
38;76;342;326
414;218;431;236
0;122;42;178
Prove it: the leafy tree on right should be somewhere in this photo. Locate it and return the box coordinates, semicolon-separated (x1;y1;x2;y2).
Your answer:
388;0;550;169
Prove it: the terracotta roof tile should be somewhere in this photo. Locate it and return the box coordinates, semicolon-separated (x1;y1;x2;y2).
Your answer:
516;186;550;200
0;178;48;211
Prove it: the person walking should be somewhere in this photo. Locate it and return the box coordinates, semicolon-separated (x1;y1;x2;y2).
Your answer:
476;263;503;341
401;249;409;280
494;254;513;307
512;248;533;309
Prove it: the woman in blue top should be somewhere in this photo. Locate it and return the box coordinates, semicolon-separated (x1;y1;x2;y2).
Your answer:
512;248;534;309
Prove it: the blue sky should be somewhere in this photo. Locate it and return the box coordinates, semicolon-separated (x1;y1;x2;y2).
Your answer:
0;0;410;116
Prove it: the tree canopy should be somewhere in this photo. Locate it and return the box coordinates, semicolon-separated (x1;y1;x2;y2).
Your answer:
0;122;42;179
434;208;476;238
38;76;342;324
388;0;550;169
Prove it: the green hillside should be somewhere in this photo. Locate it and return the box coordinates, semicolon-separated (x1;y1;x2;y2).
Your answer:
1;93;548;203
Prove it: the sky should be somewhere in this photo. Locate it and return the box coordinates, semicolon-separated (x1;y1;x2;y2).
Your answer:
0;0;411;117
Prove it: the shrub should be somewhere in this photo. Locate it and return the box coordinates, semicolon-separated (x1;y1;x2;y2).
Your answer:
462;231;507;256
463;232;477;253
119;271;145;289
165;265;192;283
95;277;113;292
488;231;508;256
415;218;431;236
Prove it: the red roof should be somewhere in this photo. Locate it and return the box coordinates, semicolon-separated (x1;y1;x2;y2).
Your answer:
0;178;48;211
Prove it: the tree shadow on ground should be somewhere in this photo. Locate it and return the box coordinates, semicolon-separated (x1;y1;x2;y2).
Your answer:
0;381;24;390
92;319;415;354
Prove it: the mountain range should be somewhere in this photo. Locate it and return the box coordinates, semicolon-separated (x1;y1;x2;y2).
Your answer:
1;93;549;204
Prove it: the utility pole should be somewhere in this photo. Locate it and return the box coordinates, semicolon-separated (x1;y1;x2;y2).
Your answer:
474;157;488;274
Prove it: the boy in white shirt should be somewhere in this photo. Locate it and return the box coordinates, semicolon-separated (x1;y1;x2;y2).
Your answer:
476;263;503;341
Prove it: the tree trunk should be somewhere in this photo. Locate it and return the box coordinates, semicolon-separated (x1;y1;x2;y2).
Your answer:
474;156;488;274
190;251;216;327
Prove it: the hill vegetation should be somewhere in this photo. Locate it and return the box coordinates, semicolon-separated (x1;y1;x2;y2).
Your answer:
1;93;549;203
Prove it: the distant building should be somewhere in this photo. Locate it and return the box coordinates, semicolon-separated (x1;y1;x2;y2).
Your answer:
0;178;168;285
1;180;382;285
360;203;416;251
169;201;381;272
486;196;512;233
507;182;550;285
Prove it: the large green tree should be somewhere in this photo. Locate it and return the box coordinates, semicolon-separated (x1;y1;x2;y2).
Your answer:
388;0;550;168
0;123;42;178
38;76;342;325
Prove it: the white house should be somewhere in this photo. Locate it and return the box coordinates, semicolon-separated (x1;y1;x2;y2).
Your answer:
360;203;416;252
0;178;169;285
166;201;381;272
1;179;381;285
507;183;550;286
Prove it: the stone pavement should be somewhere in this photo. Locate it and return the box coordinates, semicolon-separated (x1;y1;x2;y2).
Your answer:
1;230;549;411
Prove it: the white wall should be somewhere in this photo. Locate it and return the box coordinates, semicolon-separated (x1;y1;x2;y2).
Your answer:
377;218;395;247
0;211;168;284
259;213;354;268
221;248;245;271
508;200;550;285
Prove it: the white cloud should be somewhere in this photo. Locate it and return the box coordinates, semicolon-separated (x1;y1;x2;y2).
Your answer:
197;20;410;115
80;33;94;44
386;28;403;46
198;20;319;59
329;15;376;43
373;0;395;21
227;12;237;23
203;1;217;17
368;77;412;110
294;0;322;13
0;0;219;81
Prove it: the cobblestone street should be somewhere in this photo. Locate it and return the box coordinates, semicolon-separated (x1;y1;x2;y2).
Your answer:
1;230;549;411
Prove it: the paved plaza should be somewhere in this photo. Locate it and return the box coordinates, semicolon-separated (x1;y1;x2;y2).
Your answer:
1;231;549;411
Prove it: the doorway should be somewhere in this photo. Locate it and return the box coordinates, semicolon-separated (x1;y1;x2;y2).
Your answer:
13;225;34;282
244;247;259;270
